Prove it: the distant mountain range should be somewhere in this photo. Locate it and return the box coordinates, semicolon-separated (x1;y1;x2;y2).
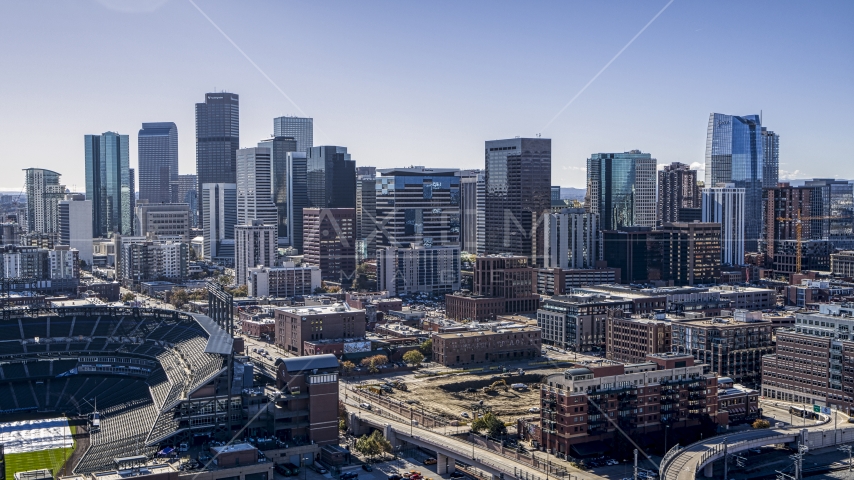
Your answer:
560;187;586;200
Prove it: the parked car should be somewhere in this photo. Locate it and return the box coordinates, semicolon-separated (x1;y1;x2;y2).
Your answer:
528;407;540;413
460;412;470;418
275;464;294;476
285;463;300;475
311;464;328;474
362;464;373;472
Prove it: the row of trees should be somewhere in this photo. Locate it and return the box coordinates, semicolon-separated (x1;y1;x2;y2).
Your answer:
340;350;426;376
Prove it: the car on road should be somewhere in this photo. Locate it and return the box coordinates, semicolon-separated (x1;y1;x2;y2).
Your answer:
449;472;466;479
359;403;372;410
606;459;619;466
362;464;373;472
528;407;540;413
460;412;470;418
387;475;402;480
423;458;437;465
341;472;359;480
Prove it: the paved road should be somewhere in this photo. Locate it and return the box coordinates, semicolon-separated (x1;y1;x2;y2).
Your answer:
662;403;851;480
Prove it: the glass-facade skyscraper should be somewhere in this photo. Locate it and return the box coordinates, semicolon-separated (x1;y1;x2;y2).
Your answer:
138;122;178;204
196;92;239;229
305;146;356;209
586;150;657;231
761;127;779;189
85;131;132;237
258;136;299;245
375;167;461;249
286;151;308;253
483;137;551;265
705;113;764;251
273;116;313;153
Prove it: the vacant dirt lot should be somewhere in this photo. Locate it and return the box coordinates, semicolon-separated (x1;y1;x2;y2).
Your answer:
382;368;565;423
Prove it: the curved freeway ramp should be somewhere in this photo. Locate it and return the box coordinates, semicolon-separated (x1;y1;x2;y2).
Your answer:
661;409;853;480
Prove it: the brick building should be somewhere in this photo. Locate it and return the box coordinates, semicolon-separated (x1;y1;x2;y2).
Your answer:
274;303;366;356
535;267;620;296
671;311;774;387
303;208;356;282
535;354;719;458
432;326;541;366
605;313;672;364
537;294;634;352
445;254;540;321
761;304;854;413
274;354;340;445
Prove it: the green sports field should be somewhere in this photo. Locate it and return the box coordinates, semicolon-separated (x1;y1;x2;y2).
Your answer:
5;446;75;476
3;424;76;476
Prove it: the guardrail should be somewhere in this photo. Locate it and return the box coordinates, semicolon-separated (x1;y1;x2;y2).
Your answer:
351;399;555;480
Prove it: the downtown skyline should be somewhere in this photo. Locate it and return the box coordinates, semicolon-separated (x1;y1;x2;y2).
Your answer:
0;1;852;191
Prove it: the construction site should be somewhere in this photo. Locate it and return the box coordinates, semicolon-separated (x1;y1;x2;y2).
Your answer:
355;369;560;424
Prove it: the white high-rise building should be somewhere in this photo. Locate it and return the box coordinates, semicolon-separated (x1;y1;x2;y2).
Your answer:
201;183;236;262
247;262;321;297
376;245;460;296
58;194;93;266
543;208;602;269
24;168;65;235
273;116;313;153
48;245;79;279
235;220;277;286
702;183;745;266
236;147;278;227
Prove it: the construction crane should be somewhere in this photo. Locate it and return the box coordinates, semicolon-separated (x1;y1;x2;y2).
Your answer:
774;210;835;273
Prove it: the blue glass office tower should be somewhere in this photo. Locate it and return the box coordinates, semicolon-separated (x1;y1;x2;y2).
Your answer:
375;167;461;248
705;113;764;251
586;150;657;231
85;132;132;237
138;122;178;204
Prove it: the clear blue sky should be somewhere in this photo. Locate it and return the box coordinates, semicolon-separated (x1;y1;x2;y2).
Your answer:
0;0;851;190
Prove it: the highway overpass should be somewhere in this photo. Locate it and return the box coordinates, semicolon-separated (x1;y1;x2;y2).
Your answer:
661;407;852;480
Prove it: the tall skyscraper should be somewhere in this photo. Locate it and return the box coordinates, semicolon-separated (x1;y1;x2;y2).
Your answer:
543;208;601;269
586;150;656;231
236;147;278;227
58;193;93;266
705;113;764;251
375;167;461;248
258;136;299;246
484;138;551;265
356;173;377;260
804;179;854;249
302;208;356;282
138;122;178;204
657;162;700;225
201;183;237;263
306;146;356;209
84;132;132;237
126;168;135;235
24;168;65;236
761;127;780;189
460;170;482;254
273;116;313;153
235;219;277;287
702;183;745;266
196;92;239;229
286;152;309;253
